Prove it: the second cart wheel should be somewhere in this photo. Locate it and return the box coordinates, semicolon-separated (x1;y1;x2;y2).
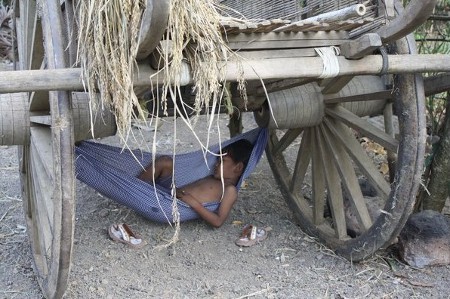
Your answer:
261;35;425;261
17;0;75;298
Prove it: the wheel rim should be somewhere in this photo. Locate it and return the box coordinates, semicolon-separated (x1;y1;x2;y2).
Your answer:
17;0;76;297
265;35;425;261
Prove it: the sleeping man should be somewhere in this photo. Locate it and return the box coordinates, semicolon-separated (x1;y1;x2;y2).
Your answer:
138;139;253;228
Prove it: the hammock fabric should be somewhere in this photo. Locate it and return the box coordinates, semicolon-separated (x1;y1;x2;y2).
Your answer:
75;128;268;223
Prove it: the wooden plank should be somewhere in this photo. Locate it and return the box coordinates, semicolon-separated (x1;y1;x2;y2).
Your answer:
325;105;399;153
233;48;317;60
225;31;349;43
321;124;373;230
315;126;347;239
227;38;348;50
323;118;391;198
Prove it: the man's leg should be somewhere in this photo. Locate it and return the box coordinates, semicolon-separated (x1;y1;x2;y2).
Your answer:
138;156;174;183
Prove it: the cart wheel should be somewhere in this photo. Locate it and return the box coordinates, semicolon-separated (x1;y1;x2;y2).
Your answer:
264;35;425;261
17;1;75;297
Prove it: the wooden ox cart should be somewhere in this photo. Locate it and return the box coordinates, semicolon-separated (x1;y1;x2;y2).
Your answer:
0;0;449;297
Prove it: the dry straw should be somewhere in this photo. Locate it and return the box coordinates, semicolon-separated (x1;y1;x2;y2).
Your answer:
76;0;247;245
76;0;147;144
0;4;13;61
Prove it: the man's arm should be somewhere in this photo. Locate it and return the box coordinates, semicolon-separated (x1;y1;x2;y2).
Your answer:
180;185;238;228
138;156;173;183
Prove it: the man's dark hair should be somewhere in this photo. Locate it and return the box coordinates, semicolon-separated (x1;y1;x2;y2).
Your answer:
222;139;253;167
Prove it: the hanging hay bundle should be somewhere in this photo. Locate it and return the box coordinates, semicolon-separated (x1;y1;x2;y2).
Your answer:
0;4;14;61
76;0;246;245
76;0;147;142
160;0;246;125
76;0;245;143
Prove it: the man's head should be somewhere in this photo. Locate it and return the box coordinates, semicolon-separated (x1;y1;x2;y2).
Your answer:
222;139;253;167
214;139;253;182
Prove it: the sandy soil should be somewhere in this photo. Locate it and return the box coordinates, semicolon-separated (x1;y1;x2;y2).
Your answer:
1;110;450;299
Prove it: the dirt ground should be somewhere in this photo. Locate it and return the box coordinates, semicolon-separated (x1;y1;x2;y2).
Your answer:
1;108;450;299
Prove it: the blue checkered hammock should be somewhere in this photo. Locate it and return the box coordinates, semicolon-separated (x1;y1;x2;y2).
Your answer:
75;128;268;223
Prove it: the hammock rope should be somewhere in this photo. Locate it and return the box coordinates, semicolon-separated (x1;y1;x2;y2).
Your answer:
75;128;268;222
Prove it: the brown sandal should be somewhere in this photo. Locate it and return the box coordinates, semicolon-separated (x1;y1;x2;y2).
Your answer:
235;224;268;247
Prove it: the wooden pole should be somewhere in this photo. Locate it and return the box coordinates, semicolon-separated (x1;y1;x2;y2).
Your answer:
1;54;450;93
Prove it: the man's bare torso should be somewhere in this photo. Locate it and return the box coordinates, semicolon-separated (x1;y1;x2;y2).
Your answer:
177;176;231;203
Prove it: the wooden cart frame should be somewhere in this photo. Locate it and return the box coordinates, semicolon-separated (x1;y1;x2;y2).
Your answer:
1;0;450;297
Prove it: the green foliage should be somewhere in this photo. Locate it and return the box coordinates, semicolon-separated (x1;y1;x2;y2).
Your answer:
0;1;12;7
415;0;450;137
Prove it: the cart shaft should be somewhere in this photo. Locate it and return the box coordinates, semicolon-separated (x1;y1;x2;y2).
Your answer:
1;54;450;94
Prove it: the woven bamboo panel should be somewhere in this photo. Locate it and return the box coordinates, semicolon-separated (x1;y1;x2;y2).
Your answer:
219;0;386;36
219;0;365;21
219;0;302;21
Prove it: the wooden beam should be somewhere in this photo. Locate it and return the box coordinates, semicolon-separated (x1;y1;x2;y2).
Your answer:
234;48;317;60
1;54;450;93
424;73;450;96
340;33;382;59
225;31;349;50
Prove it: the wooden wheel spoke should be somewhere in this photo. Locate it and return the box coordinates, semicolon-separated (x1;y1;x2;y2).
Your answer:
324;117;391;197
30;128;55;257
321;123;373;230
30;127;54;179
17;1;44;71
289;129;311;193
268;132;315;225
310;128;326;225
273;128;303;154
324;90;392;104
315;127;347;239
326;105;399;153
